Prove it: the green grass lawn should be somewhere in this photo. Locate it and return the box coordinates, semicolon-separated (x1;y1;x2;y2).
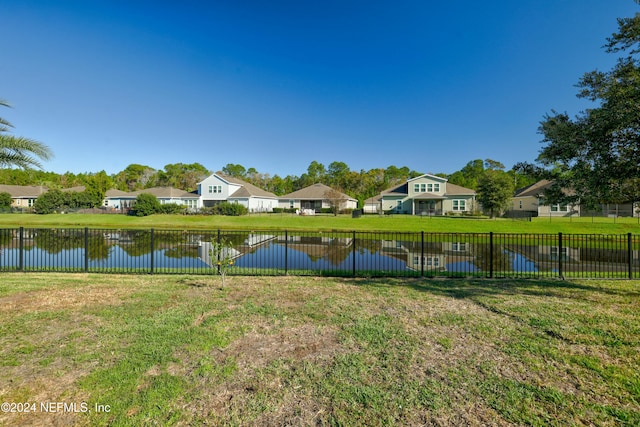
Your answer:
1;212;640;234
0;273;638;426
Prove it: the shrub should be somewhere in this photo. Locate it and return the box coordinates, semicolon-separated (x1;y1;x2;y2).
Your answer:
34;190;66;214
131;193;161;217
158;203;186;214
213;202;248;216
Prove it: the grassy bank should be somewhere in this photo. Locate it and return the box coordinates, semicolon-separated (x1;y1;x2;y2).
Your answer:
1;212;640;234
1;273;638;425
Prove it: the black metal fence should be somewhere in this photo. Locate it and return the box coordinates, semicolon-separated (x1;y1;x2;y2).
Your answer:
0;227;639;279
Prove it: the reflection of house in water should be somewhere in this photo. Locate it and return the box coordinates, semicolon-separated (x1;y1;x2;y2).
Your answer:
276;235;353;265
380;240;476;272
508;244;639;273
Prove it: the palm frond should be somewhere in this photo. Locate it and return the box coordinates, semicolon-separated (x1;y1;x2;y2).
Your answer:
0;134;54;169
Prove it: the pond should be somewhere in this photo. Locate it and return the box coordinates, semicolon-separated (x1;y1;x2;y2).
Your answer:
1;230;637;277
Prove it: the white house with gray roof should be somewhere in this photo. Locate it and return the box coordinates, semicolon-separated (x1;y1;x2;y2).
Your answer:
197;173;278;212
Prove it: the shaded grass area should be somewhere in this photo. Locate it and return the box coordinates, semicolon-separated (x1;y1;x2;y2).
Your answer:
0;273;639;425
1;212;640;234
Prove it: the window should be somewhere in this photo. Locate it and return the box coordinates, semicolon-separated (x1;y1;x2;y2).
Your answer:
452;200;466;211
414;183;426;193
427;183;440;192
550;204;569;212
396;200;403;211
519;200;523;209
289;200;294;209
425;257;440;267
208;185;222;194
550;246;568;260
452;242;466;251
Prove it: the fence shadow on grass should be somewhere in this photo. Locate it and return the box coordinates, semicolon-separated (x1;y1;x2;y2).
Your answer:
342;276;640;301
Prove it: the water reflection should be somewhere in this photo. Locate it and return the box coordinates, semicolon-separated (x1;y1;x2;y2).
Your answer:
0;231;638;275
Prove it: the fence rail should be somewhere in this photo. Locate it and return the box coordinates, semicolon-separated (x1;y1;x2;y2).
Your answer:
0;227;639;279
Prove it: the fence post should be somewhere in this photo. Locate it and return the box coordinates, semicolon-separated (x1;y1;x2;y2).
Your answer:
489;232;494;278
421;231;425;277
19;227;24;271
628;233;633;279
558;232;563;279
84;227;89;272
352;230;356;277
150;228;155;274
284;230;288;276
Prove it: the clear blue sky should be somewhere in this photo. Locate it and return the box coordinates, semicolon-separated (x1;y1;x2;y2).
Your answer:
2;0;638;177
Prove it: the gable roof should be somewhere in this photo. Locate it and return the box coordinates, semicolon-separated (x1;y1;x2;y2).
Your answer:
513;180;554;198
198;173;277;199
0;184;48;198
281;183;356;201
218;174;278;199
407;173;448;183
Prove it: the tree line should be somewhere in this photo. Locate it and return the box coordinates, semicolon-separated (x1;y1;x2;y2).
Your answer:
0;159;537;214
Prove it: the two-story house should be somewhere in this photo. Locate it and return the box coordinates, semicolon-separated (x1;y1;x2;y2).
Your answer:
371;174;476;215
197;173;278;212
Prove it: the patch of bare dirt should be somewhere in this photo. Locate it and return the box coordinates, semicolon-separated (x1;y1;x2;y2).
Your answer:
0;284;133;315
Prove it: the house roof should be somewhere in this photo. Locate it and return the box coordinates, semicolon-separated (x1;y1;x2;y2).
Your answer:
444;183;476;196
60;186;86;193
408;173;448;183
380;183;408;197
132;187;200;199
105;189;132;198
281;183;356;201
0;184;48;198
218;174;278;199
513;180;554;198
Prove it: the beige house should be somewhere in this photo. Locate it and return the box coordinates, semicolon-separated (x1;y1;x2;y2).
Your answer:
511;180;580;217
369;174;476;215
0;184;48;209
279;183;358;212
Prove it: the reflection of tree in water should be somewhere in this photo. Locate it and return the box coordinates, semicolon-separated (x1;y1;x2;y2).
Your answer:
0;229;14;247
164;246;198;259
325;239;352;265
119;230;153;257
355;238;383;256
35;229;85;254
86;233;110;261
472;243;513;273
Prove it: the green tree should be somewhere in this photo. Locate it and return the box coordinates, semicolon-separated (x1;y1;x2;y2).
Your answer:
221;163;247;178
131;193;161;217
477;170;515;218
114;164;156;191
33;190;66;214
0;99;53;169
538;8;640;207
448;159;484;190
0;192;11;211
153;162;209;191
